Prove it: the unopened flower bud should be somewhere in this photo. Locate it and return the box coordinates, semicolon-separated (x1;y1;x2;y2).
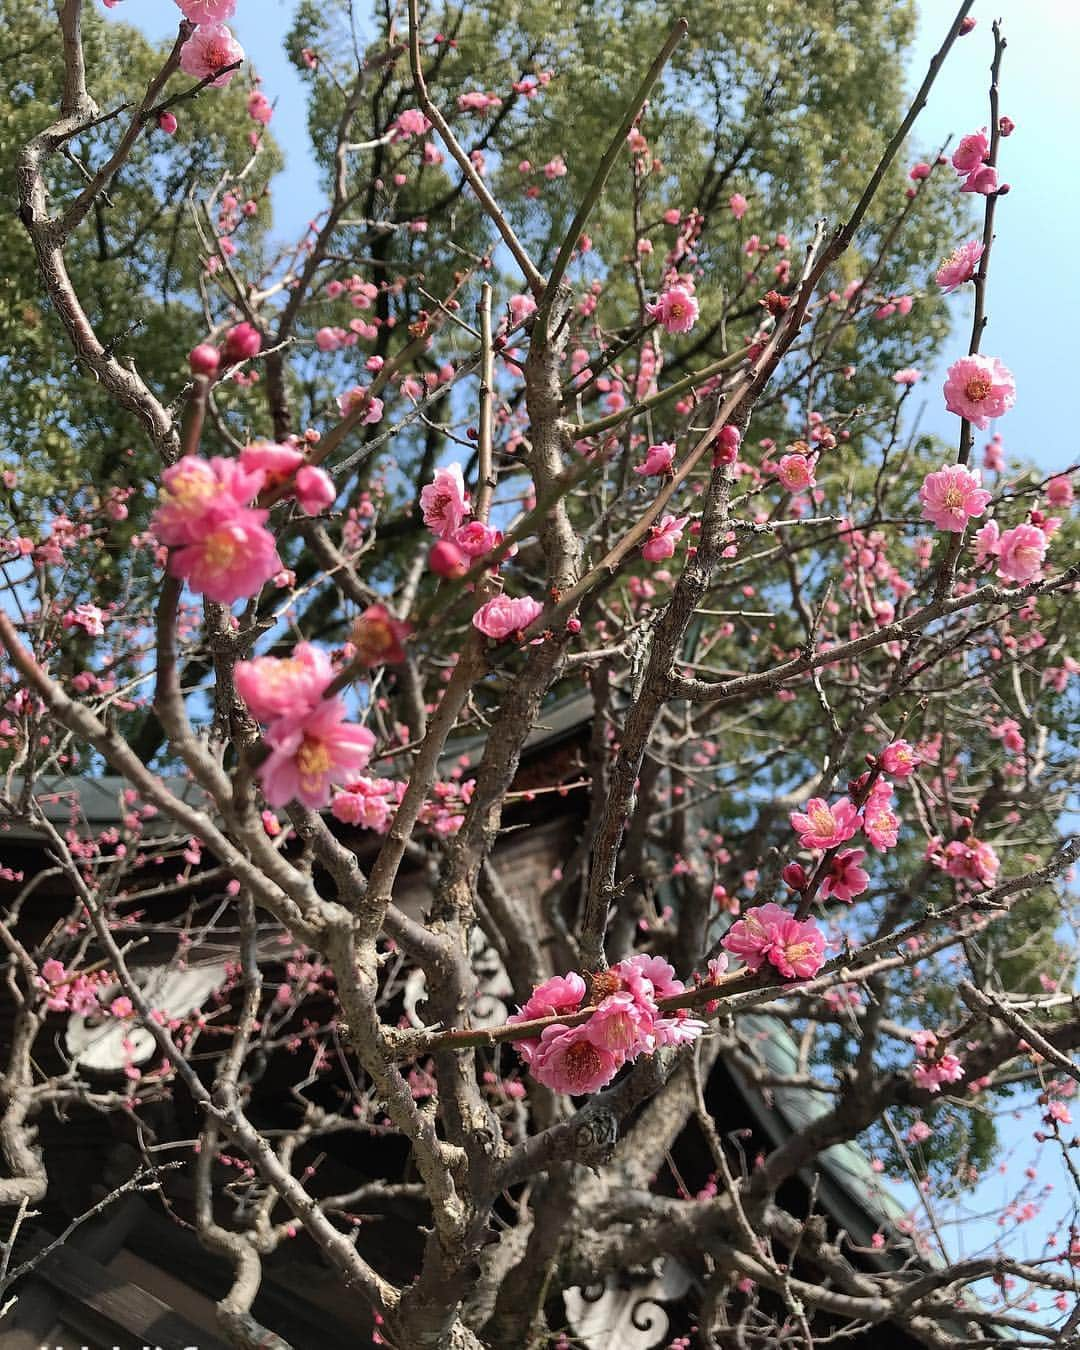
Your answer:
158;111;178;135
782;862;809;891
223;322;262;364
428;540;467;579
189;343;220;376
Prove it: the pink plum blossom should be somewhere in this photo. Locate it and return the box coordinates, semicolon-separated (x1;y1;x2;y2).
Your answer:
943;355;1016;430
175;0;237;20
881;740;920;778
919;464;992;532
862;784;900;851
729;193;748;219
420;463;470;539
973;519;1000;566
259;698;375;809
453;520;503;559
960;165;999;195
941;837;1000;887
935;240;984;293
777;453;815;493
235;642;333;722
62;604;105;637
642;514;689;562
646;285;699;335
154;455;263;546
472;594;544;639
168;510;280;604
1046;474;1075;508
331;778;397;832
951;130;989;176
338;387;384;423
530;1023;620;1094
584;992;655;1056
722;904;826;980
391;108;431;140
913;1054;964;1093
351;604;412;666
819;849;870;904
179;24;244;87
995;523;1048;583
247;90;273;125
294;464;336;515
789;797;861;850
634;442;676;477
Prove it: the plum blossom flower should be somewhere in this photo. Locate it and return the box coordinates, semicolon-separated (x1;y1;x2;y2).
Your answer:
168;511;280;604
584;992;655;1056
940;837;1000;887
390;108;431;140
862;783;900;851
259;698;375;809
919;464;992;532
776;452;816;493
247;90;272;125
973;519;1001;567
729;192;748;219
995;523;1047;583
935;240;984;293
175;0;237;20
642;514;689;562
179;23;244;87
62;604;106;637
154;455;263;546
235;642;333;721
453;520;503;559
420;463;470;539
943;355;1016;430
351;603;412;666
722;903;826;980
1046;474;1075;508
472;594;544;639
913;1053;964;1093
819;849;869;904
331;778;398;832
634;442;676;477
790;796;861;850
530;1024;620;1094
646;285;699;335
337;387;384;423
893;368;921;385
960;165;999;195
952;129;989;176
294;464;335;515
881;740;920;778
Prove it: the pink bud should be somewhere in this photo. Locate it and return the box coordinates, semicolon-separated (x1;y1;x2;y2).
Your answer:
782;862;809;891
959;16;976;34
158;111;178;135
429;540;467;579
712;423;742;466
223;322;262;364
998;115;1015;137
189;343;220;376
